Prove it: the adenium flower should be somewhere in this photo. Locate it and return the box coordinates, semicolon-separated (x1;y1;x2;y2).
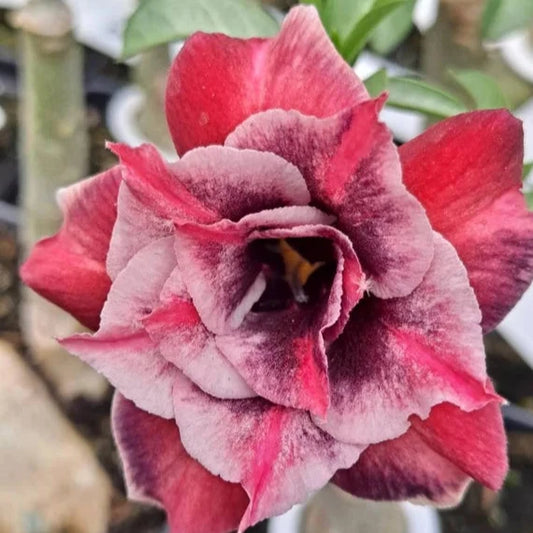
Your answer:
21;6;533;533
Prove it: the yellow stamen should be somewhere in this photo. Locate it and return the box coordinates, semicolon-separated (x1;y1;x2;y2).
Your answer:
278;240;325;303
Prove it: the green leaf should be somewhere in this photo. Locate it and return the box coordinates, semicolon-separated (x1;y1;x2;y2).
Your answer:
449;69;508;109
363;68;388;97
340;0;408;64
525;191;533;210
387;77;468;118
524;162;533;181
370;0;415;55
123;0;279;57
322;0;376;42
482;0;533;41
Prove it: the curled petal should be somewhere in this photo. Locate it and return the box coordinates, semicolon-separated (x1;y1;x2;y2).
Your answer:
316;234;495;445
172;146;311;220
20;166;121;330
226;101;434;299
173;379;362;532
166;5;368;155
144;295;255;400
113;393;249;533
400;110;533;331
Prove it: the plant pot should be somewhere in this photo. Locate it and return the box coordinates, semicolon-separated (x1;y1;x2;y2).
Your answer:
267;485;440;533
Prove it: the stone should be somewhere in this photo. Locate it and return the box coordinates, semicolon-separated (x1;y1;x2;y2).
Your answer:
21;291;108;402
0;340;111;533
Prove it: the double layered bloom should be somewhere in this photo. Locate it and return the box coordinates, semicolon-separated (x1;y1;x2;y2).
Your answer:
21;6;533;533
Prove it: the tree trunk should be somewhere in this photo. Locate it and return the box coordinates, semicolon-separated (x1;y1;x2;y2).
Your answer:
13;0;107;402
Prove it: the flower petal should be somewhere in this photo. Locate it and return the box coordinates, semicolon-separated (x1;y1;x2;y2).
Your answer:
112;393;249;533
333;422;471;506
143;295;255;399
399;110;533;331
109;142;217;224
172;146;311;221
315;233;495;445
173;380;362;532
107;183;173;281
216;224;364;416
226;101;434;299
410;400;507;490
61;237;180;418
166;5;368;155
333;399;506;504
20;166;121;330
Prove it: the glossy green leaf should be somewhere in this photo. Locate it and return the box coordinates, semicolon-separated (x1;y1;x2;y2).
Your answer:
482;0;533;40
322;0;375;42
341;0;408;64
363;68;388;97
370;0;415;55
123;0;279;57
449;69;508;109
387;77;468;118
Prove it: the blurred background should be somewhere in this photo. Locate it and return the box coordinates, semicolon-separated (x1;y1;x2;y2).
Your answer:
1;0;533;532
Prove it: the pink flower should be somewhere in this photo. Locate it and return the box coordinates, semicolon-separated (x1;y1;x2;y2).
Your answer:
21;6;533;533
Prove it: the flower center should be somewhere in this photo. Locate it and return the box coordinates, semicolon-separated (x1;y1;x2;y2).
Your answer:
249;237;337;312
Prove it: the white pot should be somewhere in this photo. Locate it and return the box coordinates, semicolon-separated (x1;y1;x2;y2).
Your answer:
267;498;441;533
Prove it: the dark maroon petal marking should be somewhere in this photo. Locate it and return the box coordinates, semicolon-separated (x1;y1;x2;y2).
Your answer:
112;393;249;533
174;221;267;335
400;110;533;331
316;234;496;445
166;6;368;155
172;379;362;532
20;166;121;330
226;101;434;299
61;237;180;418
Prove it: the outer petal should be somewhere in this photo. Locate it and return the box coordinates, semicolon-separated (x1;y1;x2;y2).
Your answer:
333;400;507;503
226;101;434;299
215;224;364;416
333;422;471;505
316;234;496;445
410;400;507;490
173;379;362;532
166;6;368;155
400;110;533;331
20;166;121;330
61;238;180;418
112;393;249;533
